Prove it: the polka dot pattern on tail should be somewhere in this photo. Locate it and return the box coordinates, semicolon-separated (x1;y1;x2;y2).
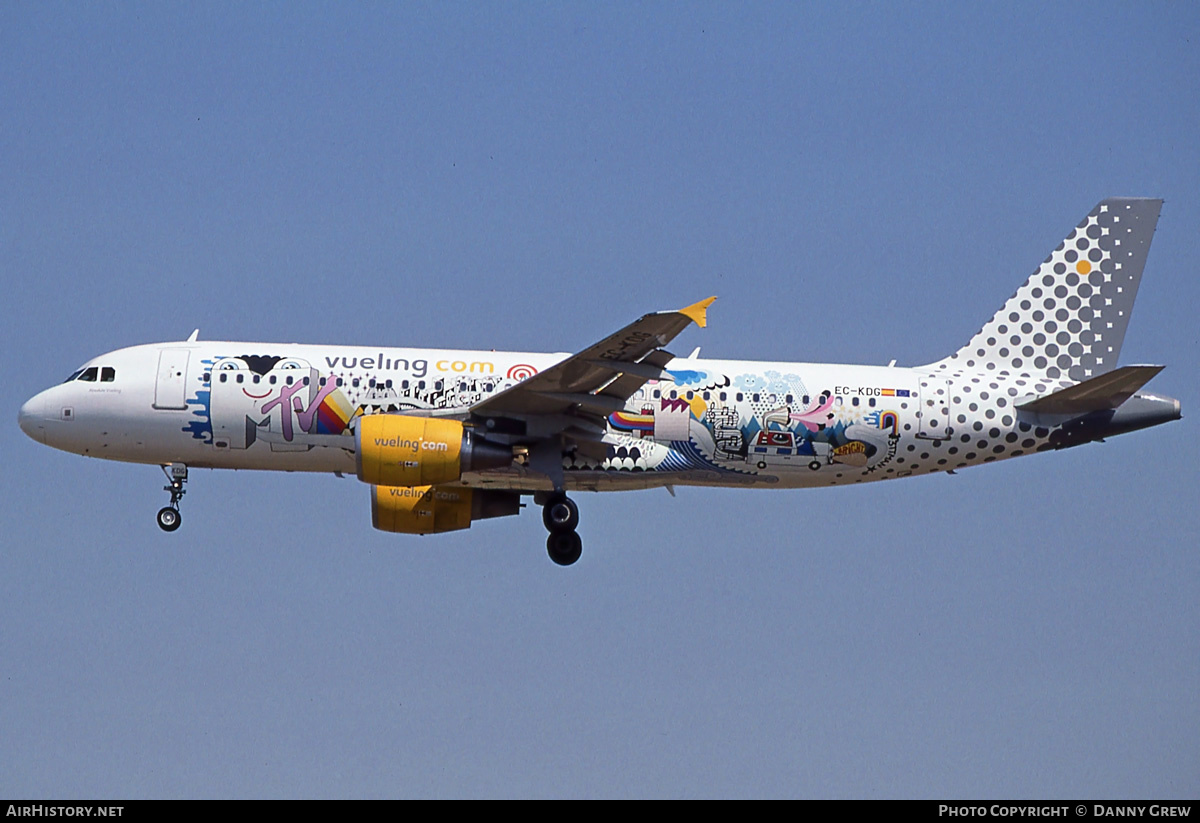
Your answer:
929;199;1162;383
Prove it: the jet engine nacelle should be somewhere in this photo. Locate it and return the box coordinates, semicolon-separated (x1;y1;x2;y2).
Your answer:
371;484;521;534
355;414;512;486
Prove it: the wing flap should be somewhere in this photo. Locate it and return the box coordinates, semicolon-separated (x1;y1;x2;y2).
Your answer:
596;350;676;401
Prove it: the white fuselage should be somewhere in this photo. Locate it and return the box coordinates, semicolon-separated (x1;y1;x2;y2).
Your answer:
18;340;1068;492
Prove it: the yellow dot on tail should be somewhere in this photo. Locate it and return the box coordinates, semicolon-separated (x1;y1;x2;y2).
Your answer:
1077;260;1092;274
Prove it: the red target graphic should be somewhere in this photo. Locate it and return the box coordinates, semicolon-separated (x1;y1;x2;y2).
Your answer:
506;363;538;381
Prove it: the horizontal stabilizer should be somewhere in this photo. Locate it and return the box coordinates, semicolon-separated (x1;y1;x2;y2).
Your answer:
1017;365;1164;414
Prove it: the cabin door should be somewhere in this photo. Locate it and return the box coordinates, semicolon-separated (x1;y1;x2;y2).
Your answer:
153;349;191;410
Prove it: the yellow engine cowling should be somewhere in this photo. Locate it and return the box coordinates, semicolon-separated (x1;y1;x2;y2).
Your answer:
371;484;521;534
355;414;512;487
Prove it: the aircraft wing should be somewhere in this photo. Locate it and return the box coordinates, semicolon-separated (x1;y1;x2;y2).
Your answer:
470;297;716;421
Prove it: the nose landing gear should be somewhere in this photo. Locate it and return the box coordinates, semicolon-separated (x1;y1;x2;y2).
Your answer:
541;492;582;566
157;464;188;532
156;506;181;532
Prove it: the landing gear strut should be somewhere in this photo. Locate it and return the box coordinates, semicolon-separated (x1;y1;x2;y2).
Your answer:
157;464;187;532
541;492;582;566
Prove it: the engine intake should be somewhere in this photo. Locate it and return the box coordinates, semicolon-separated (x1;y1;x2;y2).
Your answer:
355;415;512;486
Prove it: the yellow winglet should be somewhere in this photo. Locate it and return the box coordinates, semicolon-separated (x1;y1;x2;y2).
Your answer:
679;296;717;329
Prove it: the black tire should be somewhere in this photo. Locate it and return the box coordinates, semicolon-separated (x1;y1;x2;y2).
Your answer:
546;531;583;566
157;506;182;532
809;460;822;471
542;493;580;533
756;460;767;470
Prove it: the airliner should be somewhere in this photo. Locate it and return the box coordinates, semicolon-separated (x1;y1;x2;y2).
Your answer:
18;198;1180;565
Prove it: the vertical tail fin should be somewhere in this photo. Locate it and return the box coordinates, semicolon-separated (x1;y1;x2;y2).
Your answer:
928;198;1161;382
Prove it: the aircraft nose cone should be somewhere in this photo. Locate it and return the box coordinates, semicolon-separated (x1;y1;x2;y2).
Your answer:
18;394;47;444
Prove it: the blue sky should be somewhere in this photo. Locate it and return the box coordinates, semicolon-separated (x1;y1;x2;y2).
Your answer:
2;2;1197;798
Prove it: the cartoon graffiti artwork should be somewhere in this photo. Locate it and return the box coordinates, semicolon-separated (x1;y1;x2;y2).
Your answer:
207;356;356;452
745;429;831;471
608;409;655;438
644;373;907;477
193;354;536;454
189;351;901;477
709;404;744;457
653;397;692;442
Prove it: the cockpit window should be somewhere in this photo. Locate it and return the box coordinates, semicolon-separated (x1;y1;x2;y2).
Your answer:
64;366;116;383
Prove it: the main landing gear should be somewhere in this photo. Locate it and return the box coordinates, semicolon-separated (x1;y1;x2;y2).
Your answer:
156;464;188;532
541;492;582;566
